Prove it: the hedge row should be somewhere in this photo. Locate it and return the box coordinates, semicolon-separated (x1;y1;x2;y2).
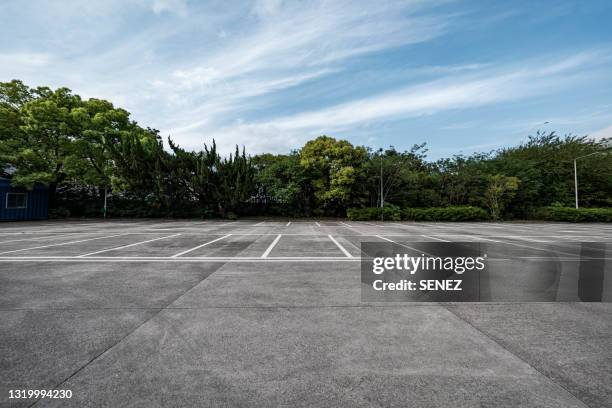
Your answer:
535;207;612;222
346;205;401;221
402;206;489;221
346;205;488;221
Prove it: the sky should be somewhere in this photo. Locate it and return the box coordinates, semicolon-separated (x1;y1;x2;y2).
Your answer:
1;0;612;159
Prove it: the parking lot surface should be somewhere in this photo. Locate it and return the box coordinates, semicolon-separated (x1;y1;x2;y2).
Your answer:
1;219;611;407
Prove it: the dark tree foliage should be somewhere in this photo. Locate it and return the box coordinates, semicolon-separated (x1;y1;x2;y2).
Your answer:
1;81;610;219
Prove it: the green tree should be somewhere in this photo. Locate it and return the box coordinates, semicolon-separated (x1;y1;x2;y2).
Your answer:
299;135;367;215
485;174;520;220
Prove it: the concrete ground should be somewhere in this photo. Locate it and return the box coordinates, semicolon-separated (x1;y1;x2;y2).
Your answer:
0;219;610;407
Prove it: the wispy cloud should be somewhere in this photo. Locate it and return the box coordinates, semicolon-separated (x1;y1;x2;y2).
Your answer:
590;124;612;140
181;51;609;154
2;0;611;158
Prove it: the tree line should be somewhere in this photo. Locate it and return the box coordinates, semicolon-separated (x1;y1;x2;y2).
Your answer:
1;80;610;219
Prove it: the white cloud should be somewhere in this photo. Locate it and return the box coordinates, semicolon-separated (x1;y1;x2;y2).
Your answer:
590;125;612;140
150;0;188;16
0;52;52;68
177;52;607;154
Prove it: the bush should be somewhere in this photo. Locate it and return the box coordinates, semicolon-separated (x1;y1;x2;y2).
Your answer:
535;207;612;222
48;207;71;219
402;206;489;221
346;204;401;221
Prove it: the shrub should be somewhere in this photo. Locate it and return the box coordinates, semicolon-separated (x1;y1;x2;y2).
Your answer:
48;207;71;219
346;204;401;221
402;206;489;221
535;207;612;222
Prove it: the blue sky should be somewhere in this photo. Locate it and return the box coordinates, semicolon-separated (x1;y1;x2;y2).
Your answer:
1;0;612;158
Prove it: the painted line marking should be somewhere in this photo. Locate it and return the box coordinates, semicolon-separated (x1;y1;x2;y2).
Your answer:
286;222;291;227
468;235;579;257
254;221;265;226
77;234;182;257
328;234;353;258
171;234;232;258
507;236;550;243
375;235;432;255
339;221;364;235
0;257;362;263
0;234;73;244
315;222;321;227
261;234;282;258
0;233;130;255
421;234;449;242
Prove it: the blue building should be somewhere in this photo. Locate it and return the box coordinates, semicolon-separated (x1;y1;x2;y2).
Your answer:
0;178;49;221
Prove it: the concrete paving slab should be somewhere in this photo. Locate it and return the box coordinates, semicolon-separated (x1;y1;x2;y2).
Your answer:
37;306;585;408
181;234;275;257
0;233;112;253
95;234;224;257
173;261;362;307
3;233;171;257
271;235;345;257
447;303;612;408
0;309;156;408
0;261;222;309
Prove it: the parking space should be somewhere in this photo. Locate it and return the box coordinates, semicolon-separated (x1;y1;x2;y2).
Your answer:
0;219;610;407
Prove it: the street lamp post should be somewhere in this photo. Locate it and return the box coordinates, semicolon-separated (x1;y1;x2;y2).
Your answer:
573;144;611;208
379;149;384;221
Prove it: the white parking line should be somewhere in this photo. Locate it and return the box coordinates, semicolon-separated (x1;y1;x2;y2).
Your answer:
375;235;430;254
315;222;321;227
0;233;130;255
262;234;282;258
0;256;362;263
0;234;72;244
254;221;265;226
469;235;579;257
286;222;291;227
77;234;182;257
171;234;232;258
421;234;449;242
328;234;353;258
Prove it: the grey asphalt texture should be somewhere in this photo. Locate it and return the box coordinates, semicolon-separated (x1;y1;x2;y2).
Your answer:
0;219;611;407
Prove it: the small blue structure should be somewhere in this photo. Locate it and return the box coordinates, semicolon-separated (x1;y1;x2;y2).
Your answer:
0;178;48;221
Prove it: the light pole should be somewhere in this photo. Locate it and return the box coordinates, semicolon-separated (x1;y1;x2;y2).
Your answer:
103;186;108;218
573;143;611;208
379;148;384;221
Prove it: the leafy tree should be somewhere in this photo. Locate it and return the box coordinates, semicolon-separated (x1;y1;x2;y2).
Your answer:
484;174;520;220
299;135;367;215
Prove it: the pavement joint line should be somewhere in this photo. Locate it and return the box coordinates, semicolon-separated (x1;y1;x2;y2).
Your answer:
0;257;362;262
76;233;183;257
170;234;233;258
0;233;131;255
421;234;449;242
27;256;230;408
339;221;365;235
340;237;369;256
261;234;282;258
441;306;592;408
375;235;437;256
470;235;580;257
328;234;353;258
0;233;73;244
